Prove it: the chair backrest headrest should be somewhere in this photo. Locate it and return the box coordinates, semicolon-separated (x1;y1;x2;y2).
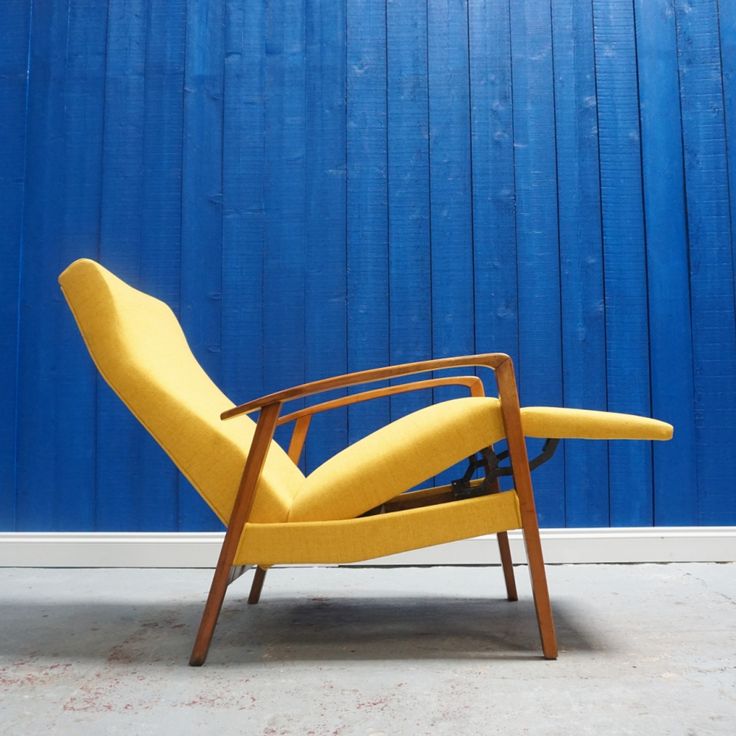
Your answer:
58;259;303;523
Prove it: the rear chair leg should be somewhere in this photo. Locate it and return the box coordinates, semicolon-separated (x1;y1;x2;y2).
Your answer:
489;478;518;602
496;532;518;601
248;566;267;604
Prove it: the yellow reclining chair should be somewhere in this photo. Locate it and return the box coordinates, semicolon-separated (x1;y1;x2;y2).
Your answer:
59;259;673;665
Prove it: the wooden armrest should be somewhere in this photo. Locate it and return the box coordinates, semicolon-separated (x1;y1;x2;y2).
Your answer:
276;375;484;426
221;353;509;420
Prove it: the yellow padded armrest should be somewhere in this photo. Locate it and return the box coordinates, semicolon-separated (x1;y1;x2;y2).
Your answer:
521;406;673;441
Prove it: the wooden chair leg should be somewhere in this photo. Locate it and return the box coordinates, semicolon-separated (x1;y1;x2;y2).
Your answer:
190;560;233;666
489;478;517;602
248;566;267;604
495;359;558;659
496;531;518;601
189;402;282;666
521;521;557;659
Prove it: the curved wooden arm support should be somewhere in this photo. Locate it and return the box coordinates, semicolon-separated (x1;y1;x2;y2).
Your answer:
278;375;484;426
220;353;508;420
279;375;484;466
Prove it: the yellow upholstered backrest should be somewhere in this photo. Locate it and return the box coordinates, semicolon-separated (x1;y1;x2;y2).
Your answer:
59;259;304;524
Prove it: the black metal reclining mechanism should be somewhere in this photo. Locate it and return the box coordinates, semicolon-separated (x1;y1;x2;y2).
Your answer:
361;438;560;516
451;438;560;500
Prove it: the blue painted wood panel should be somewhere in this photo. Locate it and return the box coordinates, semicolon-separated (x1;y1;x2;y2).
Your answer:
551;0;608;526
635;0;697;525
96;0;147;531
593;0;653;526
346;0;390;444
4;0;736;530
675;0;736;525
0;0;31;529
510;0;564;525
387;0;432;423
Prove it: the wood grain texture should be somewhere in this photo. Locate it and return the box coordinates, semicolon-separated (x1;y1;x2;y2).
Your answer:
276;375;483;426
593;0;653;526
190;402;281;665
139;0;186;531
179;0;226;531
305;0;348;472
12;0;66;531
634;0;697;524
427;0;475;486
675;0;736;524
96;0;147;531
221;0;265;407
551;0;608;526
0;0;31;529
510;0;564;526
5;1;736;531
468;0;519;372
223;354;507;417
346;0;390;445
721;0;736;255
387;0;432;423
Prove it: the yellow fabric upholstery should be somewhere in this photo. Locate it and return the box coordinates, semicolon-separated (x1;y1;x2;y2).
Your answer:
60;258;673;554
290;397;506;522
58;259;304;524
236;490;521;565
521;406;673;441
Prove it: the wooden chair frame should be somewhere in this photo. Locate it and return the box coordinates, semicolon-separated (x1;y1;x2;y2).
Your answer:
189;353;557;666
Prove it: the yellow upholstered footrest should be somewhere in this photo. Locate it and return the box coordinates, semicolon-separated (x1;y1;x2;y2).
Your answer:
521;406;673;441
234;490;521;565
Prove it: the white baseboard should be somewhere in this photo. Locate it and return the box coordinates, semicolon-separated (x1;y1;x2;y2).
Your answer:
1;527;734;567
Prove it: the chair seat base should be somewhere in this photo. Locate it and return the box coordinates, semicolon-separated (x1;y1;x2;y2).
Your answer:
234;489;522;566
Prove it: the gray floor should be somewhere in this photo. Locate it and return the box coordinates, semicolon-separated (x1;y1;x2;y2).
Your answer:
0;564;734;735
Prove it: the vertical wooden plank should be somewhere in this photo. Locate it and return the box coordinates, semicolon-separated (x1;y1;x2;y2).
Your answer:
221;0;265;407
178;0;225;530
427;0;474;486
0;0;31;529
551;0;608;527
427;0;474;374
592;0;652;526
53;0;109;529
720;1;736;283
15;0;70;530
346;0;390;443
137;0;187;530
510;0;564;526
304;1;348;471
469;0;519;368
263;0;307;454
97;0;147;530
675;0;736;525
635;0;697;525
386;0;432;421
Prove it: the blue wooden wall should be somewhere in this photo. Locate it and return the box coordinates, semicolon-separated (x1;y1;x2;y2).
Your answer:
2;0;735;531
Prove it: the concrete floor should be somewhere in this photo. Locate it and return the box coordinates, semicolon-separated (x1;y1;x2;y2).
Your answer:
0;564;734;735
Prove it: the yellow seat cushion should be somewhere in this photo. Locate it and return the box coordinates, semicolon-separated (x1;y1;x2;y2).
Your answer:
59;259;304;524
236;490;521;565
521;406;673;441
290;397;506;522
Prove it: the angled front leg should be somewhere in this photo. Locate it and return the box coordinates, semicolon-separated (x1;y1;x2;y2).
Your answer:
495;359;557;659
189;402;282;666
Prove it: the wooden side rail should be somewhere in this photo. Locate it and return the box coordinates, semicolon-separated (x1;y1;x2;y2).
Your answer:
220;353;509;419
280;375;484;465
277;375;484;426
